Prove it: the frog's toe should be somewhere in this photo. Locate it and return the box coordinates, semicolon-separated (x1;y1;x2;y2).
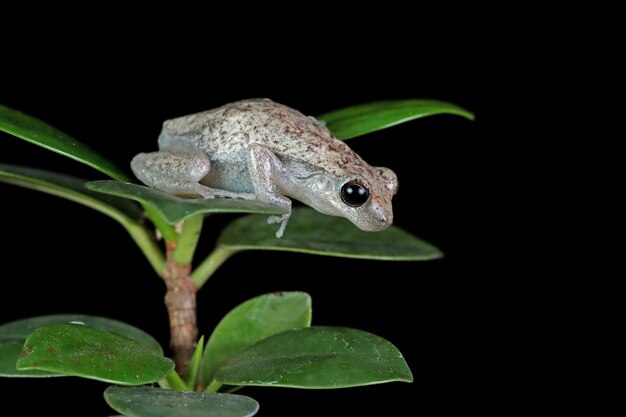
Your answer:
267;214;290;238
267;214;287;225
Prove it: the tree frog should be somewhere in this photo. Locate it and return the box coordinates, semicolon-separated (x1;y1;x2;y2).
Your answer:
131;99;398;238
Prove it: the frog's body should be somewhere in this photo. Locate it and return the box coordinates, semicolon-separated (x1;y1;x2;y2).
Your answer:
132;99;398;237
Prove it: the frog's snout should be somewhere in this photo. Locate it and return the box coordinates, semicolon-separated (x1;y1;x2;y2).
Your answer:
367;203;393;231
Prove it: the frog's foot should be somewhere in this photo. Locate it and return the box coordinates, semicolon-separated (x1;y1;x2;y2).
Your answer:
267;213;290;238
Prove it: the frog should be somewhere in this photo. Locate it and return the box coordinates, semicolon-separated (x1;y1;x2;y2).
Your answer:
131;98;398;238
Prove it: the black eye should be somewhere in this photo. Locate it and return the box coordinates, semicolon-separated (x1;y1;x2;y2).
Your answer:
341;181;369;207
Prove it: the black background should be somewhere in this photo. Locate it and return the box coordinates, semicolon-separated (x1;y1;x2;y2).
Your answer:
0;31;496;416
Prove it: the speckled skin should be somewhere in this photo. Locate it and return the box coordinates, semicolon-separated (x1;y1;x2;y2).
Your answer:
131;99;398;237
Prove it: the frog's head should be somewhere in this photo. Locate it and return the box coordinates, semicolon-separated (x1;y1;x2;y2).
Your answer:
324;166;398;232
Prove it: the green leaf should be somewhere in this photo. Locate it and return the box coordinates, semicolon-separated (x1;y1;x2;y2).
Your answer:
0;314;163;354
0;315;164;379
217;207;442;260
216;326;413;389
184;335;204;389
104;386;259;417
0;341;60;378
16;323;173;385
0;164;142;222
87;181;286;224
318;99;474;139
200;292;312;389
0;104;129;180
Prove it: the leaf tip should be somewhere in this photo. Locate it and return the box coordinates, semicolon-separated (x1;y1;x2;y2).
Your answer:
462;110;476;121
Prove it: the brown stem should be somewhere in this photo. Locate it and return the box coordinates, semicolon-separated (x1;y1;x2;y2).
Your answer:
163;242;198;374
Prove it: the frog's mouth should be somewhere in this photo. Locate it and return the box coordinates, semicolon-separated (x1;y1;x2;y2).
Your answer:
351;203;393;232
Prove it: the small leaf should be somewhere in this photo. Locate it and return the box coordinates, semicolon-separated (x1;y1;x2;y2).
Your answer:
184;335;204;389
0;315;163;379
0;104;129;180
87;181;286;224
216;326;413;389
318;99;474;139
200;292;312;389
0;164;142;222
0;314;163;354
218;207;442;260
104;385;259;417
0;341;60;378
16;323;173;385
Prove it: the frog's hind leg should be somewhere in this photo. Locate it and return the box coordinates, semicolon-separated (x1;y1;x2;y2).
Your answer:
131;150;255;200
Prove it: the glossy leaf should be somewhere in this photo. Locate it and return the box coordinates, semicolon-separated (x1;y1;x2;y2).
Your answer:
16;323;173;385
0;164;142;222
0;104;129;180
104;386;259;417
200;292;312;388
0;341;60;378
87;181;286;224
318;99;474;139
216;326;413;389
0;315;163;379
218;207;442;260
0;314;163;354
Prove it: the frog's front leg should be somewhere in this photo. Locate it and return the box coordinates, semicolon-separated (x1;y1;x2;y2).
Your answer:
131;150;255;200
247;143;292;238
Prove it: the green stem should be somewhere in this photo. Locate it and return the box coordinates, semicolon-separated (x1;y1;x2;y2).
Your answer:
173;215;204;265
184;335;205;390
204;380;222;393
0;176;166;276
165;370;190;391
122;220;165;277
157;378;170;389
191;246;236;289
143;204;178;242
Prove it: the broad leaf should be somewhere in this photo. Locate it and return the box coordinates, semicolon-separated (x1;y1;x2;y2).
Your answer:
104;386;259;417
218;207;442;260
318;99;474;139
0;104;129;180
0;164;142;222
216;326;413;389
200;292;312;388
0;314;163;354
87;181;286;224
16;323;173;385
0;341;60;378
0;315;163;378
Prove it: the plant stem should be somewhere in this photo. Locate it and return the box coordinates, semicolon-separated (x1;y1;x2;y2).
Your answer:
144;204;178;241
192;246;236;289
163;241;198;374
173;215;203;264
124;221;165;276
165;370;190;391
0;176;167;276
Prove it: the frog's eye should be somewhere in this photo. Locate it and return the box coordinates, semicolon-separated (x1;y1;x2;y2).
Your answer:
341;181;369;207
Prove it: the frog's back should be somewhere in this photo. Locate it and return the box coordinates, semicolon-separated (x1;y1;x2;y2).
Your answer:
160;99;364;176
